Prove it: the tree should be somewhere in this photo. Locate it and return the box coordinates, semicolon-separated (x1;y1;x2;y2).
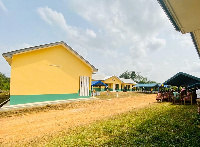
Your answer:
119;71;136;79
119;71;130;79
0;72;10;90
130;71;136;80
119;71;156;84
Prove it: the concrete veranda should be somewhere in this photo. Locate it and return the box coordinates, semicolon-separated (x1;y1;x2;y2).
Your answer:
0;97;98;111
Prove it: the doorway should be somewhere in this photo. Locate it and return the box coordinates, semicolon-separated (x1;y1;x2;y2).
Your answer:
80;76;90;96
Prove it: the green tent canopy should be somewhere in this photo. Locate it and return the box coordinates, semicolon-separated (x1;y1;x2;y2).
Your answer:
163;72;200;87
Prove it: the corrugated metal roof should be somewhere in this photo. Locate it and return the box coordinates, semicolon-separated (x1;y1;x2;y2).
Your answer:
119;78;137;84
92;74;119;81
134;83;158;88
103;76;112;80
92;74;106;81
2;41;98;72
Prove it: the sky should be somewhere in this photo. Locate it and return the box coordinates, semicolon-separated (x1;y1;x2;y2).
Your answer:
0;0;200;83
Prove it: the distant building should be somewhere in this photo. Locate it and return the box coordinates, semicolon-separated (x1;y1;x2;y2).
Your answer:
92;74;137;91
92;74;122;91
120;78;137;91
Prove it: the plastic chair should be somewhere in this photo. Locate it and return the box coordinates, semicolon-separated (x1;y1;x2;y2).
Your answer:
156;92;163;102
163;92;170;101
183;92;192;105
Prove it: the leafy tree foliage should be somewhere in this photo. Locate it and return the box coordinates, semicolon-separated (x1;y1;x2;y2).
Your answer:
0;72;10;90
119;70;156;84
119;71;136;79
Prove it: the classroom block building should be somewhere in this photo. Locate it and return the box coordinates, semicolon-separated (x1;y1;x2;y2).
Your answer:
92;74;136;91
2;41;98;105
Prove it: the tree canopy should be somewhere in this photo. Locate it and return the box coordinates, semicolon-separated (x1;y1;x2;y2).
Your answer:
119;71;156;84
0;72;10;90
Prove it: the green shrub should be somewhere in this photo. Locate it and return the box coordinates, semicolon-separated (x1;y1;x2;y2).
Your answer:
0;72;10;91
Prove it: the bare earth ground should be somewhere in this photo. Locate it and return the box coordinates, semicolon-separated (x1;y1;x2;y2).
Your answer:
0;92;157;145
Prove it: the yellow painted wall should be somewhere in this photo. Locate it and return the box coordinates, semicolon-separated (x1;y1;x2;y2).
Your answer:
104;76;122;90
10;45;93;95
105;83;112;89
105;83;113;90
121;83;136;90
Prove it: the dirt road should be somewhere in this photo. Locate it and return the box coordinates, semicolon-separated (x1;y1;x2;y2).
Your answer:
0;93;157;145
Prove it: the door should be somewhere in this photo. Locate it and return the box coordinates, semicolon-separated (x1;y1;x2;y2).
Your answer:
80;76;90;96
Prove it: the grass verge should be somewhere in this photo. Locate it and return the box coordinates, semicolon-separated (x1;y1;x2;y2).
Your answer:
29;103;200;146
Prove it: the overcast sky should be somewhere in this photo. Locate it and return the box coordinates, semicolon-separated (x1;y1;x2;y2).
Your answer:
0;0;199;83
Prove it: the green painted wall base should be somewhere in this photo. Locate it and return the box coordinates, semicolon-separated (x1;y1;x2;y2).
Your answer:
93;87;105;92
10;92;91;105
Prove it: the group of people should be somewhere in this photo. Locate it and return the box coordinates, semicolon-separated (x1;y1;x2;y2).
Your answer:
156;87;199;104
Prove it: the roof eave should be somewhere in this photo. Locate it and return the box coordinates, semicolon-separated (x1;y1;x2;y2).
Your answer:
190;32;200;58
163;72;200;85
157;0;181;32
2;41;62;58
2;41;98;72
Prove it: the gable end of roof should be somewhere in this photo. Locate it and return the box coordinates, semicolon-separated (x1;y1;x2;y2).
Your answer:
2;41;98;72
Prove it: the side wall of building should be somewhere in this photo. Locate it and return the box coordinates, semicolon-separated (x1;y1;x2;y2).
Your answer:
10;45;92;104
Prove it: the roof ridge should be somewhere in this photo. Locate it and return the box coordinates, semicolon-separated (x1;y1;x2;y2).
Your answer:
2;41;64;56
